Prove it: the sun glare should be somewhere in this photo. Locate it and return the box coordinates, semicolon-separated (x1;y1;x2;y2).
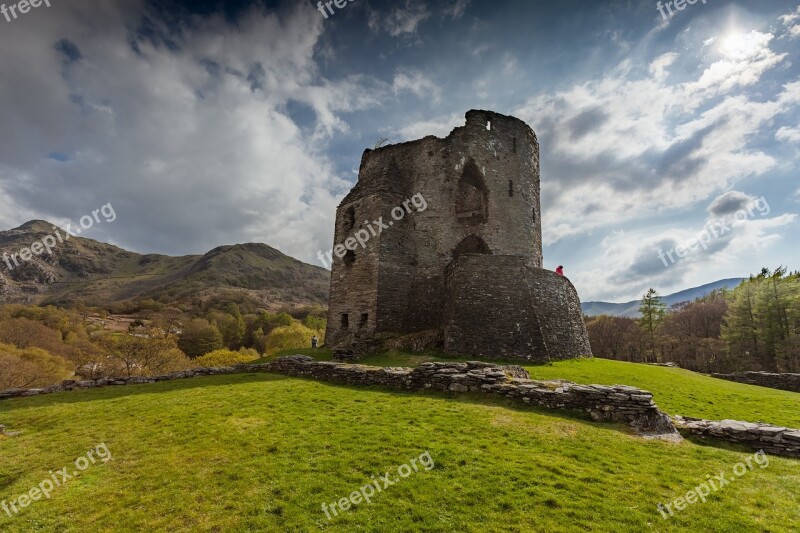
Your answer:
719;31;762;60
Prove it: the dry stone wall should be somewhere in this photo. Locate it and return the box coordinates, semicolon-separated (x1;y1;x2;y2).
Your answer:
711;371;800;393
673;416;800;457
5;356;800;457
262;356;677;437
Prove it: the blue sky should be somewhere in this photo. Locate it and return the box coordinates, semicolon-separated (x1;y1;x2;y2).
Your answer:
0;0;798;302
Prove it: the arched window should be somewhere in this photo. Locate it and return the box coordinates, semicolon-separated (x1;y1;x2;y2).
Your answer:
452;235;491;259
455;159;488;225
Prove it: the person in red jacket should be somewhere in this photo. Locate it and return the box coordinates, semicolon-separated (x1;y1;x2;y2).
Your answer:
555;265;564;276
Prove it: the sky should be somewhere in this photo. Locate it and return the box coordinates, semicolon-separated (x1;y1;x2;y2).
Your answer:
0;0;798;302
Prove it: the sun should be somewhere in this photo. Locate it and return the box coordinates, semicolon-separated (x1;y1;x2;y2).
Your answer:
718;30;763;60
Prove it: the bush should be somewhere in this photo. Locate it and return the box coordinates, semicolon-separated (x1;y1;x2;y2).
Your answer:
0;343;73;389
264;322;318;354
194;348;259;368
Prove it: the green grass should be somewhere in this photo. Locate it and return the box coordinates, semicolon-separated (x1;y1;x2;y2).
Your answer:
0;371;797;532
345;352;800;429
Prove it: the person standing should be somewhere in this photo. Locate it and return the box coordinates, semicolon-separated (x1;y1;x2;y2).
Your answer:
311;335;319;349
555;265;564;276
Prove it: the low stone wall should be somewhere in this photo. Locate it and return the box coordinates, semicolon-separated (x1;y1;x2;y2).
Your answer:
264;356;677;438
7;356;800;456
0;366;247;400
0;356;676;439
711;371;800;393
673;416;800;458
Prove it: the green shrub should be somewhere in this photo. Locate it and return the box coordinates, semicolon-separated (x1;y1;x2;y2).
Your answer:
194;348;259;368
264;323;318;354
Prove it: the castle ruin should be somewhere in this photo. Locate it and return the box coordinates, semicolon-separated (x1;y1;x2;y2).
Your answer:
324;110;591;362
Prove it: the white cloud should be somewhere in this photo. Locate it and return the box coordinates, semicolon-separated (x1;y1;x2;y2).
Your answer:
513;25;796;247
776;126;800;143
780;6;800;38
392;69;441;102
0;2;381;263
393;113;464;141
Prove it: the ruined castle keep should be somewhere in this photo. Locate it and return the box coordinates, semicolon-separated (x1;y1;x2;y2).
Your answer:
324;110;591;362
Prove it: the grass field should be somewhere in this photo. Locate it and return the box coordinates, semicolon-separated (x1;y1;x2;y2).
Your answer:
1;358;798;532
264;350;800;429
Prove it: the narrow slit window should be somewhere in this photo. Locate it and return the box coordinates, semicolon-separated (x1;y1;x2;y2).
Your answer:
508;180;514;197
341;314;349;329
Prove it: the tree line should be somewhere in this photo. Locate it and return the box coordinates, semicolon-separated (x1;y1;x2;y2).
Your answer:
585;268;800;373
0;302;326;390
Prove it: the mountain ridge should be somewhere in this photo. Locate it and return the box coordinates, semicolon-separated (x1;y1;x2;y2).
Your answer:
581;278;745;318
0;220;330;310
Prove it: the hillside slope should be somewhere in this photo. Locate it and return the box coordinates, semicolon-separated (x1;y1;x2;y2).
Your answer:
1;361;797;532
0;221;329;309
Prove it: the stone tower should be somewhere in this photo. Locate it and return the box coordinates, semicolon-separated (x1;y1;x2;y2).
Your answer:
324;110;591;362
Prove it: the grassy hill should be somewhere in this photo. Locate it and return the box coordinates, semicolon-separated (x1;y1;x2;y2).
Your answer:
1;358;798;531
0;221;329;310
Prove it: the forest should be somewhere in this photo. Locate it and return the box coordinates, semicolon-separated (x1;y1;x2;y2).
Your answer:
586;268;800;373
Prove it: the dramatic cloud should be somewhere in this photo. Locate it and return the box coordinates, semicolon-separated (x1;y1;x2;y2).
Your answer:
0;1;379;261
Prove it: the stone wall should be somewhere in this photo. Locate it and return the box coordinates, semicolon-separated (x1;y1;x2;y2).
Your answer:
262;356;676;438
442;255;593;362
7;356;800;457
711;371;800;393
673;416;800;457
0;356;674;439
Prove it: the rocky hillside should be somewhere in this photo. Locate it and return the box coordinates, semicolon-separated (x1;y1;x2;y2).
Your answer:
0;220;330;309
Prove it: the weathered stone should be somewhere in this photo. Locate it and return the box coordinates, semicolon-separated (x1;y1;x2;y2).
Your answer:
323;110;592;363
711;371;800;393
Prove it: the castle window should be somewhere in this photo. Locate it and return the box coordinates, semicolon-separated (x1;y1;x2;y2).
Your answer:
512;137;517;153
344;250;355;266
341;314;349;329
344;206;356;232
453;235;491;258
455;159;488;226
360;313;369;328
508;180;514;197
532;207;537;224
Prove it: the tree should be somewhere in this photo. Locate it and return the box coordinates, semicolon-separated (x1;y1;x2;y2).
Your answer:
178;319;224;359
585;315;642;361
99;328;190;377
638;288;667;362
0;343;73;390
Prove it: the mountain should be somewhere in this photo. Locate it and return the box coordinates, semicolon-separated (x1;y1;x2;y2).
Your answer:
0;220;330;310
581;278;745;318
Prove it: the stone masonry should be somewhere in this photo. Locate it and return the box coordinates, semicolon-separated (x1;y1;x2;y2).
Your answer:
711;371;800;393
673;416;800;457
324;110;591;362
